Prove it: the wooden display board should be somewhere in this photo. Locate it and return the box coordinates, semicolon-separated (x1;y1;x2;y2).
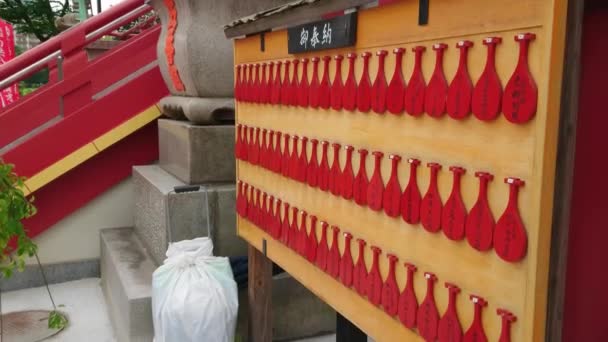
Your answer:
232;1;568;341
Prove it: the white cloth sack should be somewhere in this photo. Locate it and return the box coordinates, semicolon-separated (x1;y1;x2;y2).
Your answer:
152;237;238;342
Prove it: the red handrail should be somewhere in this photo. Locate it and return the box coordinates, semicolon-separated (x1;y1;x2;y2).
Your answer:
0;0;151;87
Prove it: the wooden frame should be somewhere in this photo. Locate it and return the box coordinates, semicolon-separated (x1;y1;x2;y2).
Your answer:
233;1;571;340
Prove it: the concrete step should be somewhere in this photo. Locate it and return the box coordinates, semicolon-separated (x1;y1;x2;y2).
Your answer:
158;118;235;184
100;227;156;342
133;164;246;265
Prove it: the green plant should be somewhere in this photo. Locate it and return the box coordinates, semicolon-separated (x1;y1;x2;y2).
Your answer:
0;159;37;278
0;0;71;42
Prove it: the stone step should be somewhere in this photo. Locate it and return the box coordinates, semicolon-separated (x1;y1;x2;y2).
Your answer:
158;118;235;184
100;227;156;342
133;164;246;265
101;228;335;342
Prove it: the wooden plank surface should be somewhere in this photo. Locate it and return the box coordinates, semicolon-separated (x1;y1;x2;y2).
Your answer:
248;245;273;342
234;1;569;341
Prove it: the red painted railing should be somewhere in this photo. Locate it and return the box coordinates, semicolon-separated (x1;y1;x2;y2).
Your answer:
0;0;168;179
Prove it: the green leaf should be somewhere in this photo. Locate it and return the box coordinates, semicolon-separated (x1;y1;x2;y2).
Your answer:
48;311;68;330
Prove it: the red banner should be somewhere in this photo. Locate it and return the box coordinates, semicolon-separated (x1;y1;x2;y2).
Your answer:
0;19;19;108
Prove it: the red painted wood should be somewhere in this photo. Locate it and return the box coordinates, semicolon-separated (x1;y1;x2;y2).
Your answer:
267;62;275;104
425;43;448;118
383;154;402;217
341;145;355;200
465;172;495;252
318;141;330;191
387;48;406;114
261;192;269;231
251;127;261;165
494;177;527;262
281;133;291;177
502;33;537;124
309;57;321;108
298;136;308;183
253;189;262;227
438;283;463;342
298;58;309;107
463;296;488;342
3;68;166;178
236;180;245;216
404;46;426;116
328;225;341;279
260;63;268;104
270;61;282;104
319;56;331;109
442;166;467;241
401;158;422;224
298;210;308;256
280;202;290;245
420;162;443;233
399;263;418;329
281;60;291;106
367;246;383;306
272;131;282;173
275;199;284;239
253;63;261;103
315;221;330;272
289;135;299;180
343;53;357;111
329;142;342;196
235;65;242;101
339;232;354;287
357;52;372;112
472;37;502;121
290;206;300;250
367;151;385;211
353;238;368;297
418;272;440;342
307;139;319;187
21;122;158;239
247;185;255;222
259;129;268;168
563;12;608;340
265;130;275;170
289;59;300;106
447;40;474;119
306;215;318;263
353;148;369;206
242;183;250;220
330;55;344;111
497;309;516;342
371;50;388;114
382;254;400;316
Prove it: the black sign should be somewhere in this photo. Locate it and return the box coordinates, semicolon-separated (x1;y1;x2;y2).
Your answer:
287;12;357;54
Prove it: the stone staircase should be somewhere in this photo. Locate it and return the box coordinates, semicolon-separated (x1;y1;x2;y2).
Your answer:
100;118;335;341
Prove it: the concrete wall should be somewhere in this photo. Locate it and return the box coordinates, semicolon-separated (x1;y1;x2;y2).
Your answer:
26;178;135;265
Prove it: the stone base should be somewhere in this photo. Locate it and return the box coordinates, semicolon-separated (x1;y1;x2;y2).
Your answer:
160;96;234;124
158;118;236;184
133;165;245;265
101;228;156;342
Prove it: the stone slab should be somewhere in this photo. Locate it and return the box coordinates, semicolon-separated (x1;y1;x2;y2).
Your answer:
133;165;246;265
100;227;156;342
158;118;235;184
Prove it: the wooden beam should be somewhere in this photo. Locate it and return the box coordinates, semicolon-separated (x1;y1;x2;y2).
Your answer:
545;0;585;340
224;0;376;38
248;244;273;342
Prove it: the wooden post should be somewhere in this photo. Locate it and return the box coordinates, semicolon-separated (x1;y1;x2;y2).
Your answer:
546;0;585;341
248;244;273;342
336;313;367;342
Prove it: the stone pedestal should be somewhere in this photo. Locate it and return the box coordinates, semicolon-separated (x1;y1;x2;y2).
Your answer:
158;118;235;184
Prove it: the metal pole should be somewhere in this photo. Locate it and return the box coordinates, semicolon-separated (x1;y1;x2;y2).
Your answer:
97;0;102;14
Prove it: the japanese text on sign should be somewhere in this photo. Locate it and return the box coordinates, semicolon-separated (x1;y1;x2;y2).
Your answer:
288;13;356;54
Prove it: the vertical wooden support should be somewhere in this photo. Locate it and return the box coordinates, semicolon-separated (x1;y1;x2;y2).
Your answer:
546;0;585;341
336;313;367;342
248;244;273;342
